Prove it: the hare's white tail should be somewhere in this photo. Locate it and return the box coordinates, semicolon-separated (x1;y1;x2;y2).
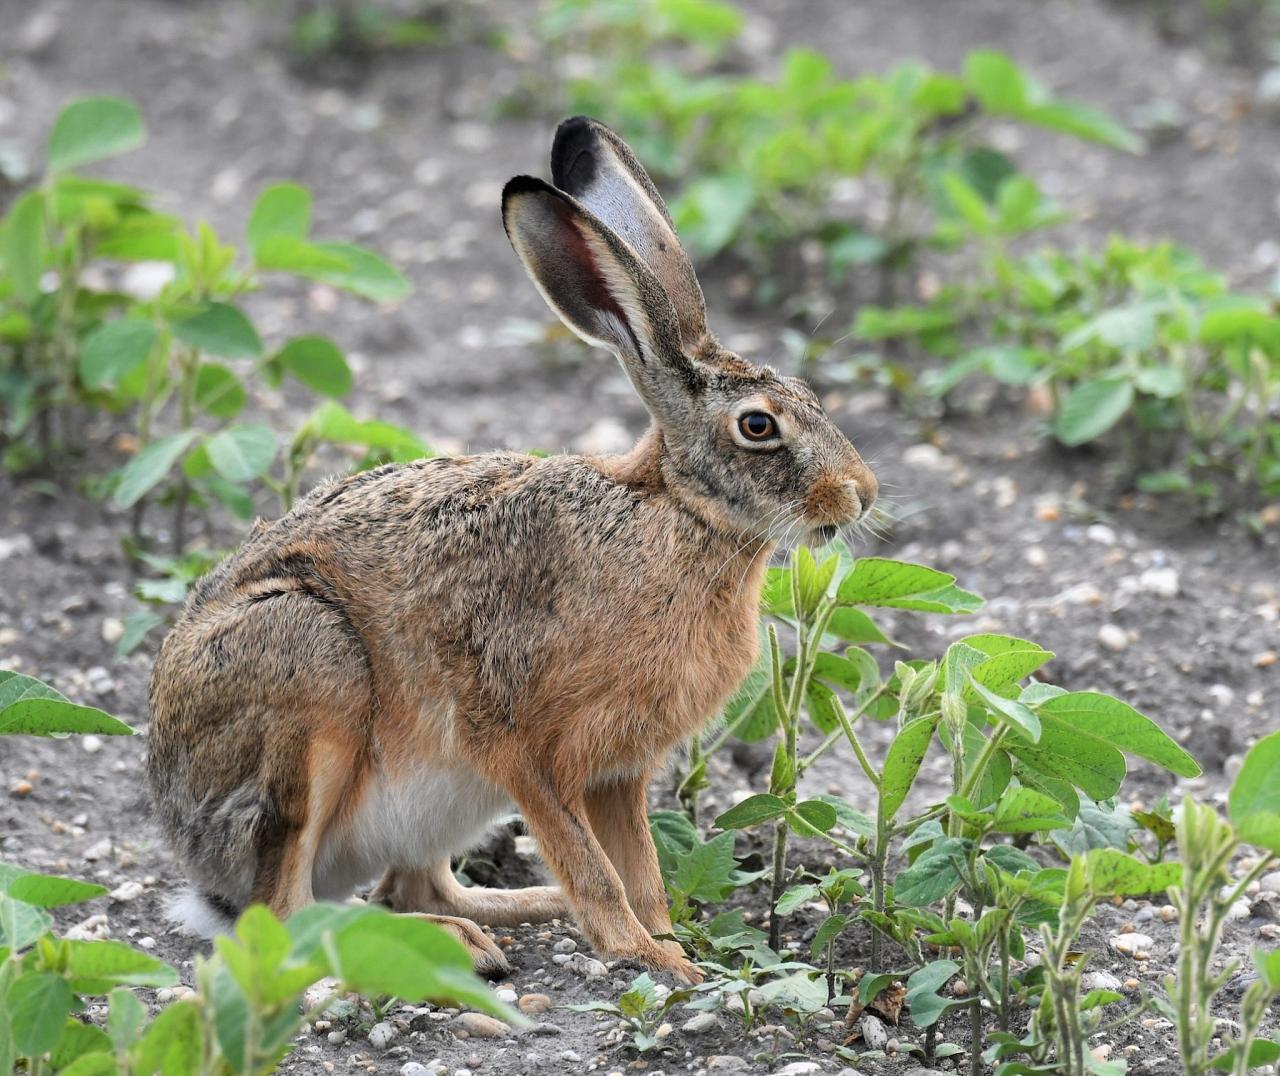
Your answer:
166;885;236;938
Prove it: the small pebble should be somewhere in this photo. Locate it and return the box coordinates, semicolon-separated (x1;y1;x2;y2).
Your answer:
517;994;552;1015
1260;871;1280;895
82;735;103;754
551;938;577;954
1111;933;1154;958
682;1012;718;1034
1082;971;1122;992
453;1013;509;1039
1098;624;1129;652
368;1022;397;1050
493;987;517;1005
109;881;144;903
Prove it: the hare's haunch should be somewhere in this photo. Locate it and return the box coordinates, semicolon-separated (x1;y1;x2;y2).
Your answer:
147;117;877;983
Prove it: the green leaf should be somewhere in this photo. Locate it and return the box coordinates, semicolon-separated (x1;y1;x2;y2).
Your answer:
774;884;820;916
969;675;1042;743
48;97;145;173
1211;1039;1280;1072
809;913;849;960
906;959;961;1028
0;892;53;950
880;716;939;822
991;786;1071;834
1054;379;1134;446
107;987;146;1053
206;424;276;483
300;401;430;462
1007;717;1127;801
794;548;836;616
50;1018;111;1069
671;831;750;903
813;794;875;838
895;838;969;907
193;363;247;419
941;172;993;235
79;320;157;391
2;192;47;305
248;183;311;250
275;335;352;398
1052;799;1136;857
1061;303;1161;352
329;911;513;1018
804;679;842;735
0;865;106;908
0;671;133;737
63;937;179;992
715;794;788;830
112;430;199;508
825;607;891;645
1037;693;1200;777
172;302;262;359
1229;730;1280;854
133;1000;203;1076
837;558;982;613
1083;849;1180;897
790;799;839;836
308;242;410;302
8;972;73;1056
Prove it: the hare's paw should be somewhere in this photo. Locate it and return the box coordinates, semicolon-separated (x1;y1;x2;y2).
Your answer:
643;938;703;985
416;914;511;979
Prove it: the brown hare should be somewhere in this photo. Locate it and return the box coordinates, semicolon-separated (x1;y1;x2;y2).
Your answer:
147;116;877;984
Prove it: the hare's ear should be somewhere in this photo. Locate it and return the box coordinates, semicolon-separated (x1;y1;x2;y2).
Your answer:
503;176;705;425
551;116;707;352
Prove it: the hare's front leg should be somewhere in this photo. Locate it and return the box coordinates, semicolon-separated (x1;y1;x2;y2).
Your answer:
501;766;700;984
584;773;691;970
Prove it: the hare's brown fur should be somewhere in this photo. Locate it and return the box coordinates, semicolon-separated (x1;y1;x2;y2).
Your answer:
148;118;876;982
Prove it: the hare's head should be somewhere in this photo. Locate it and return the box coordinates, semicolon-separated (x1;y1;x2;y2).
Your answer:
503;117;877;544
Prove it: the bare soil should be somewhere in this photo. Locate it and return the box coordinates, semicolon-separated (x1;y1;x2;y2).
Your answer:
1;1;1278;1073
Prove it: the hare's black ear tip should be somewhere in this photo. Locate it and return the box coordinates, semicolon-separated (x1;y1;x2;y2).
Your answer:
552;115;608;189
502;175;555;211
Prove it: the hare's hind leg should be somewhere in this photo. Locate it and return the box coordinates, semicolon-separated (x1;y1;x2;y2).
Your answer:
372;859;568;925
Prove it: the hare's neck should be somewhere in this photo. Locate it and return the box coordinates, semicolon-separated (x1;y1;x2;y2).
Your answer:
595;423;667;492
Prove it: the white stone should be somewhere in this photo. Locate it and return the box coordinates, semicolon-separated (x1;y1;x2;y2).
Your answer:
82;735;103;754
1087;524;1117;546
369;1021;398;1049
0;534;34;561
100;618;125;645
551;938;577;954
84;838;113;862
1110;933;1154;957
1259;871;1280;895
1024;546;1048;568
109;881;144;903
1098;624;1129;652
860;1013;889;1049
682;1012;718;1034
902;443;947;469
775;1064;821;1076
1138;567;1180;598
1082;971;1122;991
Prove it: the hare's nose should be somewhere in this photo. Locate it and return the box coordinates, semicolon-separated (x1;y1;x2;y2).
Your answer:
847;468;877;515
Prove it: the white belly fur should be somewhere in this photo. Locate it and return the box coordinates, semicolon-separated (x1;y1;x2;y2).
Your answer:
313;764;513;900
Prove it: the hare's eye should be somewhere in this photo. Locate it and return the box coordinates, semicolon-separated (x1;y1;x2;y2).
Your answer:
738;411;778;442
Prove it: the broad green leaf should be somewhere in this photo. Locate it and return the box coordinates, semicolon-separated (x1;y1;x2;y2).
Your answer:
63;938;179;992
8;972;73;1056
991;786;1071;834
720;642;777;743
804;679;842;734
1037;692;1200;777
812;794;875;838
275;335;352;398
790;799;838;836
107;987;146;1053
1054;378;1134;446
1061;303;1160;352
172;302;262;359
880;715;939;822
133;1000;203;1076
0;696;132;738
1084;849;1179;897
671;831;757;903
774;885;820;916
309;242;410;302
1210;1039;1280;1072
965;50;1030;112
79;320;157;391
941;171;993;235
193;363;247;419
1229;730;1280;854
48;97;145;172
2;192;48;305
248;183;311;250
1021;101;1143;153
1052;799;1136;857
969;676;1041;743
206;424;276;483
809;913;849;959
113;430;200;508
963;635;1054;694
837;558;982;613
715;794;787;830
301;401;430;462
50;1018;111;1069
906;959;962;1028
1007;716;1127;801
895;838;970;906
0;892;53;950
0;865;106;907
825;607;891;645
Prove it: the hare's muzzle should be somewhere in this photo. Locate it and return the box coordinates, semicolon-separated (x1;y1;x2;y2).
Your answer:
803;464;878;533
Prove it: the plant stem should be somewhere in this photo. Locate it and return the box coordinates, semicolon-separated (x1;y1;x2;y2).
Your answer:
768;815;789;953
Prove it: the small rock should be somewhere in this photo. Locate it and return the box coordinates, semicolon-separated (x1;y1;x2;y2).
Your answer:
1226;899;1252;922
66;915;110;941
1134;907;1155;924
682;1012;718;1034
109;881;144;903
1255;651;1278;668
101;618;125;645
327;1030;347;1045
369;1022;398;1050
1159;904;1179;922
775;1064;820;1075
10;779;33;798
454;1013;510;1039
401;1065;433;1076
551;938;577;954
707;1057;748;1072
83;735;103;755
1261;871;1280;895
861;1014;889;1050
578;958;607;979
557;1051;583;1064
1082;971;1123;991
902;443;947;469
1098;624;1129;652
517;993;552;1015
493;987;517;1005
0;534;34;561
1138;567;1179;598
84;838;113;862
1111;933;1154;958
1087;524;1117;546
1025;546;1048;568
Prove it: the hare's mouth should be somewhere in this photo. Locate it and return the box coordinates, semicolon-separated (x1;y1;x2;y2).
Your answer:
810;523;839;545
